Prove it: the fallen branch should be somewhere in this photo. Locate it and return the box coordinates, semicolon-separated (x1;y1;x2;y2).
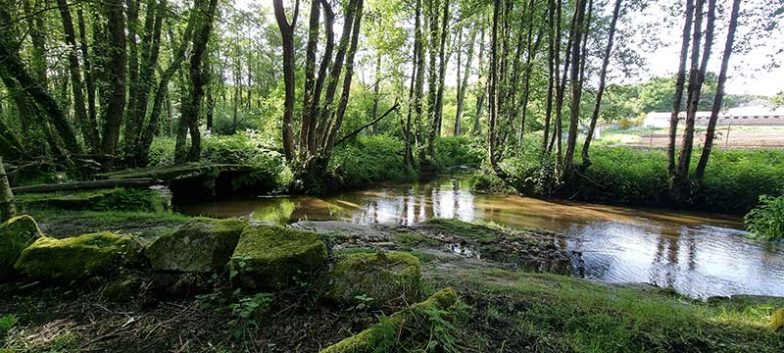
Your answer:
334;102;400;147
11;178;162;194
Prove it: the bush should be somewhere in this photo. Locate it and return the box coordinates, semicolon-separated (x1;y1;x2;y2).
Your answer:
328;135;416;189
745;195;784;241
434;136;484;168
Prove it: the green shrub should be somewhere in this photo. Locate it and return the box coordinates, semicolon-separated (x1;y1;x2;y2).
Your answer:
434;136;484;168
745;195;784;241
328;135;416;189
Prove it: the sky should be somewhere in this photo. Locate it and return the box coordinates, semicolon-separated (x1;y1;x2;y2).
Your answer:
244;0;783;97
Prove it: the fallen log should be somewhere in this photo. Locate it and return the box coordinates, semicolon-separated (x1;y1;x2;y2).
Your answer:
11;178;162;194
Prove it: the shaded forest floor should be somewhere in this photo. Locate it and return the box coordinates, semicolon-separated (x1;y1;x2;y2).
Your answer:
1;210;783;352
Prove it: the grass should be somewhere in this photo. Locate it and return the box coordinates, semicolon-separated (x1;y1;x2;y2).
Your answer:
432;267;784;353
25;209;190;238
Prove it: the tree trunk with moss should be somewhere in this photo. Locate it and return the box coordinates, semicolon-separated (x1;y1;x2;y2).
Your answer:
0;157;15;222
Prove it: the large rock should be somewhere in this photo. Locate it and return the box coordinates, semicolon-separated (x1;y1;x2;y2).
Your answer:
14;232;139;282
144;218;247;273
320;288;459;353
324;251;422;307
230;226;328;290
0;215;43;280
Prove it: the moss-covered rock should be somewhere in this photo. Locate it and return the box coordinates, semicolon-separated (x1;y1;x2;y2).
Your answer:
324;251;422;307
320;288;460;353
772;308;784;332
144;218;247;273
16;188;167;212
14;232;139;282
230;226;328;290
102;275;144;302
0;215;43;280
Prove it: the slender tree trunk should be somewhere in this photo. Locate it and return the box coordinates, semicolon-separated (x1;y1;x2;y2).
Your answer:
178;0;219;163
413;0;427;160
488;0;501;172
695;0;736;180
472;26;486;136
0;157;15;222
272;0;299;162
100;0;127;155
405;0;423;167
542;0;555;153
581;0;622;168
56;0;97;151
454;26;475;137
563;0;588;177
677;0;714;178
77;9;98;143
370;51;382;133
667;0;695;177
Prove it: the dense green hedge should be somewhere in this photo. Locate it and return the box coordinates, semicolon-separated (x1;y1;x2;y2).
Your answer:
147;134;482;193
496;140;784;215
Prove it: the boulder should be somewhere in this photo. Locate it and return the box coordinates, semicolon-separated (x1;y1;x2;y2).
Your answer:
0;215;43;280
230;226;328;290
14;232;139;282
324;251;422;308
320;288;459;353
144;218;247;273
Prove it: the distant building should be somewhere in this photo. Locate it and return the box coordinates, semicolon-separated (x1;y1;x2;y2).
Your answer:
643;104;784;128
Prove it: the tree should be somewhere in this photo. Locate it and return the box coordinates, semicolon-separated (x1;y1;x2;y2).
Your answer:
100;0;128;155
563;0;589;177
667;0;695;177
695;0;741;180
581;0;622;169
0;157;15;221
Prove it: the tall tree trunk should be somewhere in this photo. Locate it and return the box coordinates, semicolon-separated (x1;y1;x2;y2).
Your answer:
370;51;382;133
563;0;588;177
404;0;419;167
100;0;127;155
77;9;98;142
56;0;97;151
677;0;714;179
695;0;736;181
542;0;555;153
454;26;475;136
0;157;15;222
472;25;486;136
667;0;694;177
488;0;501;172
581;0;622;168
177;0;219;163
412;0;427;162
433;0;450;142
272;0;300;163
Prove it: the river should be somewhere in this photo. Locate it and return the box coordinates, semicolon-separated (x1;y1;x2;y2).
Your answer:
175;175;784;299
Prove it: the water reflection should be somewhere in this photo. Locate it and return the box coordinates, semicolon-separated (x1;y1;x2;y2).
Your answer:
176;175;784;299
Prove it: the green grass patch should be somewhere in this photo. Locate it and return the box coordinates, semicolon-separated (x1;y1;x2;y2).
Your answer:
435;268;784;353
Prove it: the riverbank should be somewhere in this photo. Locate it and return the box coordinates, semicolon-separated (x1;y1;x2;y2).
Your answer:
2;210;782;352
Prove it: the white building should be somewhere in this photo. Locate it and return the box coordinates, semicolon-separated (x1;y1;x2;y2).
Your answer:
643;103;784;128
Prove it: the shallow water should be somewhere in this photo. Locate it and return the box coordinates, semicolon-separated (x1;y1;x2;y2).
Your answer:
176;175;784;299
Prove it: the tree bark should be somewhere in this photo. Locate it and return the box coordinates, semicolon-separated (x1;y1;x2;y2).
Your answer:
100;0;128;156
563;0;588;177
581;0;622;169
0;157;15;222
472;25;486;136
695;0;739;180
542;0;555;153
56;0;98;151
488;0;501;172
272;0;300;162
666;0;694;177
77;9;98;140
676;0;714;178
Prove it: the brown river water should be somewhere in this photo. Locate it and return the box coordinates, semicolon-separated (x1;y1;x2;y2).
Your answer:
175;175;784;299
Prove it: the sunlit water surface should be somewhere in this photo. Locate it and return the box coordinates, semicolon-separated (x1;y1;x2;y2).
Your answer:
176;175;784;299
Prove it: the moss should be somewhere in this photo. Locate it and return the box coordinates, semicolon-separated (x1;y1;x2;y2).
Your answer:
230;226;328;290
772;308;784;331
319;288;459;353
16;188;167;213
423;219;500;243
0;215;43;280
28;209;189;238
393;231;441;247
102;276;143;302
14;232;139;282
144;217;248;273
324;251;422;308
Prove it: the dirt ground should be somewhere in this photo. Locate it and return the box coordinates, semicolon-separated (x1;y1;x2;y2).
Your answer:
601;126;784;149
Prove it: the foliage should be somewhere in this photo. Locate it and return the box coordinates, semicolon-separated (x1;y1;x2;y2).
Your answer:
328;135;416;190
433;136;484;168
745;195;784;241
227;293;275;339
0;313;18;338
